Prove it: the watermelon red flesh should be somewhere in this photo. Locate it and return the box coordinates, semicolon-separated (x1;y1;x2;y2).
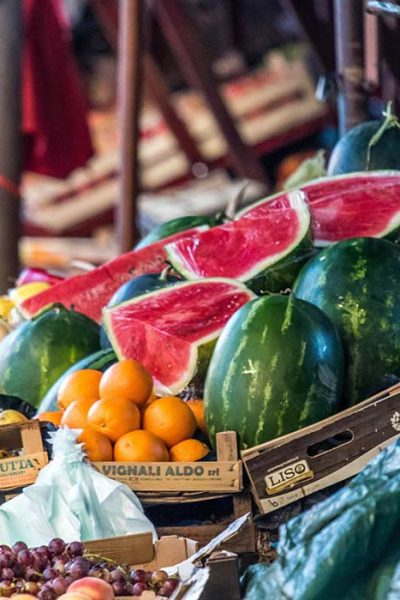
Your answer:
20;227;207;322
166;191;310;281
104;279;254;395
241;171;400;247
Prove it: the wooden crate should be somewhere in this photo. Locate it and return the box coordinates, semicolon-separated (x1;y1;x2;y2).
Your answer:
242;383;400;515
94;432;242;493
0;420;48;503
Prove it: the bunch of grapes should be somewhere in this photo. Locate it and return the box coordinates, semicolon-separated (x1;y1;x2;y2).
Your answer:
0;538;179;598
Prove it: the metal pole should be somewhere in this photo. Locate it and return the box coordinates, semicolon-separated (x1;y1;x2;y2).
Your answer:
117;0;143;253
0;1;22;290
334;0;369;133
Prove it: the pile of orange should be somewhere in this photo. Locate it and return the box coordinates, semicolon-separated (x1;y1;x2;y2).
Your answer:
37;359;210;463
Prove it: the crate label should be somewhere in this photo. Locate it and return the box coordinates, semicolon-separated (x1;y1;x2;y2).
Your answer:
265;459;314;494
101;463;222;479
0;452;48;490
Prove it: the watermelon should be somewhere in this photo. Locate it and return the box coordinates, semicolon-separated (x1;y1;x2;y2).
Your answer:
104;278;255;395
135;215;215;249
328;104;400;175
37;348;116;414
100;271;181;348
20;227;206;322
204;294;343;449
240;171;400;247
293;237;400;405
0;305;100;408
166;191;313;294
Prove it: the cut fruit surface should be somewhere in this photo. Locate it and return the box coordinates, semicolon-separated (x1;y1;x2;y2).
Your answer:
241;171;400;247
20;227;207;322
166;191;311;285
104;278;254;395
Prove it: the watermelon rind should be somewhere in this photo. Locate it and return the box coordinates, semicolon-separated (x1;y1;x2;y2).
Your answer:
204;294;344;449
103;278;255;395
135;216;213;249
165;191;311;288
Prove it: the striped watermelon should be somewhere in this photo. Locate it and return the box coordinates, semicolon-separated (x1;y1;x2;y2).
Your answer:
205;294;343;449
104;278;255;395
20;226;208;323
294;237;400;405
166;191;313;295
239;171;400;247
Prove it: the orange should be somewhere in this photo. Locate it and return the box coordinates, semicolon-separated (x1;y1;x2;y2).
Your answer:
99;359;153;407
114;430;169;462
87;397;141;442
77;429;113;462
57;369;102;412
140;393;158;417
61;396;97;429
169;438;210;462
143;396;197;448
186;399;207;434
37;411;62;427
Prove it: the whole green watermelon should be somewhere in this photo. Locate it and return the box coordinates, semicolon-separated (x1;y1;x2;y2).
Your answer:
293;237;400;405
205;294;343;449
0;305;100;408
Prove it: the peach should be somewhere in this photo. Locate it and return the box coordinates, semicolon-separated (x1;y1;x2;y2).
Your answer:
9;596;38;599
58;594;92;600
67;577;114;600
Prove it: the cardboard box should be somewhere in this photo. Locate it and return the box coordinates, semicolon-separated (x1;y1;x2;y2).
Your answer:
0;420;48;504
94;432;242;494
242;383;400;514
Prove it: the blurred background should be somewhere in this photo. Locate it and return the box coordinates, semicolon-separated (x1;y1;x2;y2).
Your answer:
0;0;392;275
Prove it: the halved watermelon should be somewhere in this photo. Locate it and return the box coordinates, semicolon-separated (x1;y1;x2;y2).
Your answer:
166;191;312;294
20;227;208;322
240;170;400;247
103;278;255;395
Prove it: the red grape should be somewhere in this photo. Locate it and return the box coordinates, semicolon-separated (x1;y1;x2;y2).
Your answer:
0;551;14;568
132;581;148;595
0;546;11;553
112;580;128;595
48;538;65;556
17;549;33;567
0;580;16;598
158;584;174;597
0;567;14;580
12;541;27;555
25;566;41;582
110;568;126;582
66;541;84;557
163;578;179;592
88;566;103;578
50;576;69;595
38;585;56;600
67;557;91;579
131;568;147;583
52;558;66;575
32;550;49;570
151;569;167;585
37;545;51;559
43;567;58;581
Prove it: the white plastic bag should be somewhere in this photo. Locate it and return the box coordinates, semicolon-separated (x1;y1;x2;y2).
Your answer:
0;427;157;546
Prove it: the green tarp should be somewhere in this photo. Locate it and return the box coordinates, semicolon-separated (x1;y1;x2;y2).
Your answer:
243;439;400;599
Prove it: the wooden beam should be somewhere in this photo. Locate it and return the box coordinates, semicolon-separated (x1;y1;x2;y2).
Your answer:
117;0;143;252
283;0;336;72
153;0;269;186
333;0;369;133
0;0;21;291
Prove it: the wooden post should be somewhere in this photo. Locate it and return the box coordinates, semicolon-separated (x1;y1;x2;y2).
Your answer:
334;0;369;134
117;0;143;253
0;1;22;291
153;0;269;186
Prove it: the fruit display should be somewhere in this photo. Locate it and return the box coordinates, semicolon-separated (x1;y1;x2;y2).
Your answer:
293;236;400;405
166;190;313;294
204;295;344;449
36;359;210;463
0;306;100;408
0;537;180;598
103;278;254;395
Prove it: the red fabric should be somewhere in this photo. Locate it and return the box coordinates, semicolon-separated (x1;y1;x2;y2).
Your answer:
22;0;93;178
